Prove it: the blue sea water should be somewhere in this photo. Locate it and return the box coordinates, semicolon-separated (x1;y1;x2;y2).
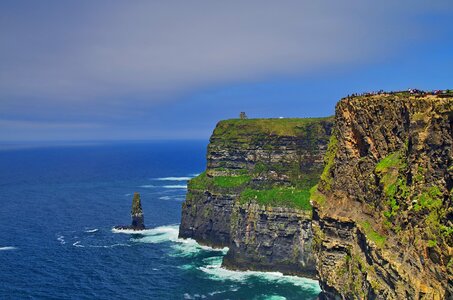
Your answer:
0;141;321;299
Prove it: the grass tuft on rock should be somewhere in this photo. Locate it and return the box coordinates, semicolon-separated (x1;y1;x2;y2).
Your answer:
360;221;386;248
188;172;251;190
239;187;312;210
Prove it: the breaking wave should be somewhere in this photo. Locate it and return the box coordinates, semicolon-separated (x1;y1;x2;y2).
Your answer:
163;185;187;189
116;225;228;257
57;235;66;245
138;184;155;188
85;228;98;233
0;246;17;251
72;241;84;248
114;224;319;294
155;177;192;181
138;184;187;189
199;256;321;292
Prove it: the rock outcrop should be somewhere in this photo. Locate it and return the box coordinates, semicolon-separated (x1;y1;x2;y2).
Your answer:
223;202;316;277
115;192;145;230
179;117;333;276
312;93;453;299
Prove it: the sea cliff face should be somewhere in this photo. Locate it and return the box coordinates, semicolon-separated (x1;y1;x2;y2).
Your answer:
223;202;316;277
179;118;333;275
179;92;452;299
312;93;453;299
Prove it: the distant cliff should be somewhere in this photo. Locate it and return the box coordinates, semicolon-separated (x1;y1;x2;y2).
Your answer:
179;117;333;276
312;93;452;299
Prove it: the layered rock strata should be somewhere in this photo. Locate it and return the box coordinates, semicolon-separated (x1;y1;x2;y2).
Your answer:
312;93;453;299
223;203;316;277
179;117;333;276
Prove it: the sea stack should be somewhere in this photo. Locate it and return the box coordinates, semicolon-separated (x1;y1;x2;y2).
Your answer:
115;192;145;230
131;192;145;230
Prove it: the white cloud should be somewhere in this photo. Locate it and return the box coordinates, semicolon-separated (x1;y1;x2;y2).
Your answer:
0;0;452;141
1;1;450;106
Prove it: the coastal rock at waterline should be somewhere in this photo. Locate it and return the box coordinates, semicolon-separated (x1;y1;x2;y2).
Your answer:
115;192;145;230
223;202;317;278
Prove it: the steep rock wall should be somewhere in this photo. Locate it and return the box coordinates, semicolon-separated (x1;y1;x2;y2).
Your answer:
179;117;333;268
312;94;453;299
223;202;316;277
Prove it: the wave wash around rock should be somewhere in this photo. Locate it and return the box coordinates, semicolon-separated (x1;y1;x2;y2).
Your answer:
115;192;145;231
179;117;334;278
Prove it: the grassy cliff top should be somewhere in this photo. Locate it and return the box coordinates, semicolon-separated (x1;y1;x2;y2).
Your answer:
342;90;453;101
212;117;333;140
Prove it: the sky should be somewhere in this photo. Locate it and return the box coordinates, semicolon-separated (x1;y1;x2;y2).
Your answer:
1;1;452;141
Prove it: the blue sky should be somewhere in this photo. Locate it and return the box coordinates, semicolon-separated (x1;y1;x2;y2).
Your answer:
1;1;452;141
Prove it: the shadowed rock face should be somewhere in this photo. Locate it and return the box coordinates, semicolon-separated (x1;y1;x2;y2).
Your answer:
313;94;453;299
131;192;145;230
115;192;145;230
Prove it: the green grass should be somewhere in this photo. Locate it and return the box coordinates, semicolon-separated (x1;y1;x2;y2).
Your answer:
213;117;333;140
319;134;338;190
239;187;312;210
375;152;409;221
414;186;443;212
188;172;251;190
360;221;386;247
188;171;209;190
375;152;404;173
309;184;326;205
212;175;251;188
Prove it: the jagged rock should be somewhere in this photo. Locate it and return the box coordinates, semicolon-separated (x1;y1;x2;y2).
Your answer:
313;93;453;299
115;192;145;230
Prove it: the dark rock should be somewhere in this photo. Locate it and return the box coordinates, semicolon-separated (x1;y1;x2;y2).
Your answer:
115;192;145;230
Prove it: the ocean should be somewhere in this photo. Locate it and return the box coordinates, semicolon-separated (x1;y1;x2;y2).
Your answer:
0;141;321;299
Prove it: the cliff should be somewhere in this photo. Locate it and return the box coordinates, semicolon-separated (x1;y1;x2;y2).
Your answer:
179;117;333;275
312;93;453;299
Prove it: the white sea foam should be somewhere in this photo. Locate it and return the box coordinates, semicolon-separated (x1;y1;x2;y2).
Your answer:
0;246;17;251
159;196;185;201
199;256;321;292
57;235;66;244
163;185;187;189
122;225;228;257
73;241;84;248
171;238;228;257
155;177;192;181
85;228;98;233
183;293;206;299
111;228;156;234
112;224;319;293
88;243;130;248
138;184;187;189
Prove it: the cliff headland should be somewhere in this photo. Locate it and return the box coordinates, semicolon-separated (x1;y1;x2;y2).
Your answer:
179;91;452;299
